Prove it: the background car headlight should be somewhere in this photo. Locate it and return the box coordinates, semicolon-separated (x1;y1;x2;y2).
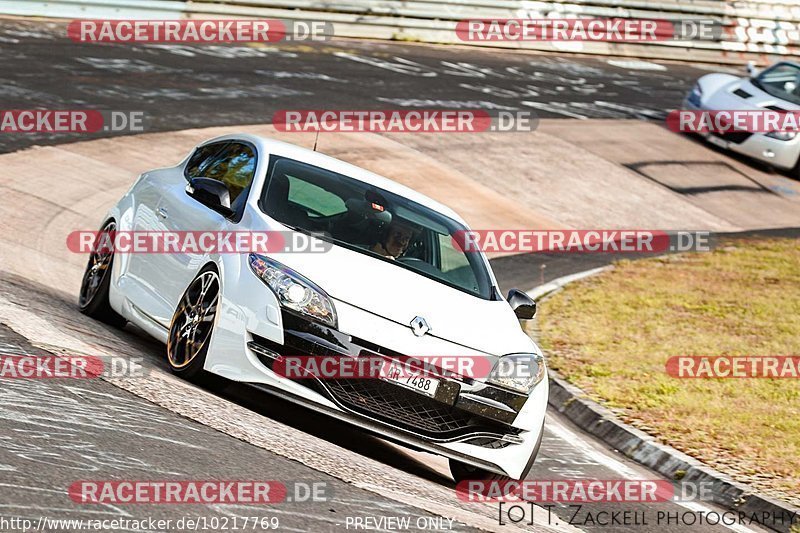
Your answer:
248;254;337;328
765;130;798;141
687;83;703;107
487;353;546;394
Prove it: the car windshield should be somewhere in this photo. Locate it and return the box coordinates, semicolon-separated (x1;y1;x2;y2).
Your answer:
260;156;494;299
753;63;800;106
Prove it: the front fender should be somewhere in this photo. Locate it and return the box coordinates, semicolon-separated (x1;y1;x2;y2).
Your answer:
204;252;285;380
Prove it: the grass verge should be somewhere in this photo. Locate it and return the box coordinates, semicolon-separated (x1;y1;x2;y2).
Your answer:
534;237;800;505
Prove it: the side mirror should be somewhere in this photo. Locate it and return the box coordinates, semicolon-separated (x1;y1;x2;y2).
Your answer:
746;61;760;78
187;177;234;218
507;289;537;320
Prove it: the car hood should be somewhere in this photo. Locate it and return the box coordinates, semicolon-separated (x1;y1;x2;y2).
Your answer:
706;78;800;111
268;243;534;356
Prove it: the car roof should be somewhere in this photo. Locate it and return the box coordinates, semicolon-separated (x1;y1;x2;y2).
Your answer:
201;133;468;225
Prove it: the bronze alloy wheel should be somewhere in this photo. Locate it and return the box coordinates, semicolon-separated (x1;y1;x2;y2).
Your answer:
167;269;220;376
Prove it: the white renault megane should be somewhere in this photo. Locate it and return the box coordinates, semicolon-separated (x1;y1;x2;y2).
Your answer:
78;133;548;482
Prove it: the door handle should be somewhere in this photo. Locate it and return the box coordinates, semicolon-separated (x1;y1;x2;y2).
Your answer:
157;207;169;219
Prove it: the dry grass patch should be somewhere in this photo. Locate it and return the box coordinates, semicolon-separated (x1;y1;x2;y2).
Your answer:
534;238;800;505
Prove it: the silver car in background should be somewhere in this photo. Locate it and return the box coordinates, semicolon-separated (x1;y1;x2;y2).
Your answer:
683;61;800;177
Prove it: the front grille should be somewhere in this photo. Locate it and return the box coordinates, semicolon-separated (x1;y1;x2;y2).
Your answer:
710;130;753;144
250;321;520;441
321;378;477;437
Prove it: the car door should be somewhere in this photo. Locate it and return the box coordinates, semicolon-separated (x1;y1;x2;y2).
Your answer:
117;167;171;321
146;141;259;326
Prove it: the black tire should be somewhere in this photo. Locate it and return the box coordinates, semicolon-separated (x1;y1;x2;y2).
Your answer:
449;459;511;484
166;266;221;381
791;156;800;181
78;220;126;328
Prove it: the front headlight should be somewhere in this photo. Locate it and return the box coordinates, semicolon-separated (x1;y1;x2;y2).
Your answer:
487;353;546;394
687;83;703;106
765;130;798;141
248;254;337;328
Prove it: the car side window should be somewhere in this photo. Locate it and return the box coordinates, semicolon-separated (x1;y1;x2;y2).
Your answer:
186;142;257;204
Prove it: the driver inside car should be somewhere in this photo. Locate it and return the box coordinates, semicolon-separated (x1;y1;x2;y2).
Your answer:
371;221;416;260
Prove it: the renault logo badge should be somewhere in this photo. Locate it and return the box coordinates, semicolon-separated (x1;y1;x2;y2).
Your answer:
410;316;430;337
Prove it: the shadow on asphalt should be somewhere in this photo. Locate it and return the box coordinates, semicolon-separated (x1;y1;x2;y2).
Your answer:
677;131;798;181
210;379;454;487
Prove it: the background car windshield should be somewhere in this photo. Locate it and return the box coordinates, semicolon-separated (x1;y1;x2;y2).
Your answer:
261;156;494;299
754;63;800;105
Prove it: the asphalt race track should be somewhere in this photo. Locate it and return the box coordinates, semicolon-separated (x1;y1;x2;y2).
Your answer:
0;19;719;155
0;17;795;533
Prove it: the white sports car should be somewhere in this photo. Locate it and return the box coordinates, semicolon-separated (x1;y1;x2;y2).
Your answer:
683;61;800;176
78;134;548;482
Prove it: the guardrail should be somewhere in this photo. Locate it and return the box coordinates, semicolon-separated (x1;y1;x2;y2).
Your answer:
1;0;798;63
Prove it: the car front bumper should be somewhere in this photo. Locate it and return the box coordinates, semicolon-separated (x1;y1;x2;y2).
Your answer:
203;258;548;479
682;97;800;171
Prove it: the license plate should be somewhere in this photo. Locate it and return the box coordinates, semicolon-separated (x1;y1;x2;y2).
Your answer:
380;361;440;397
